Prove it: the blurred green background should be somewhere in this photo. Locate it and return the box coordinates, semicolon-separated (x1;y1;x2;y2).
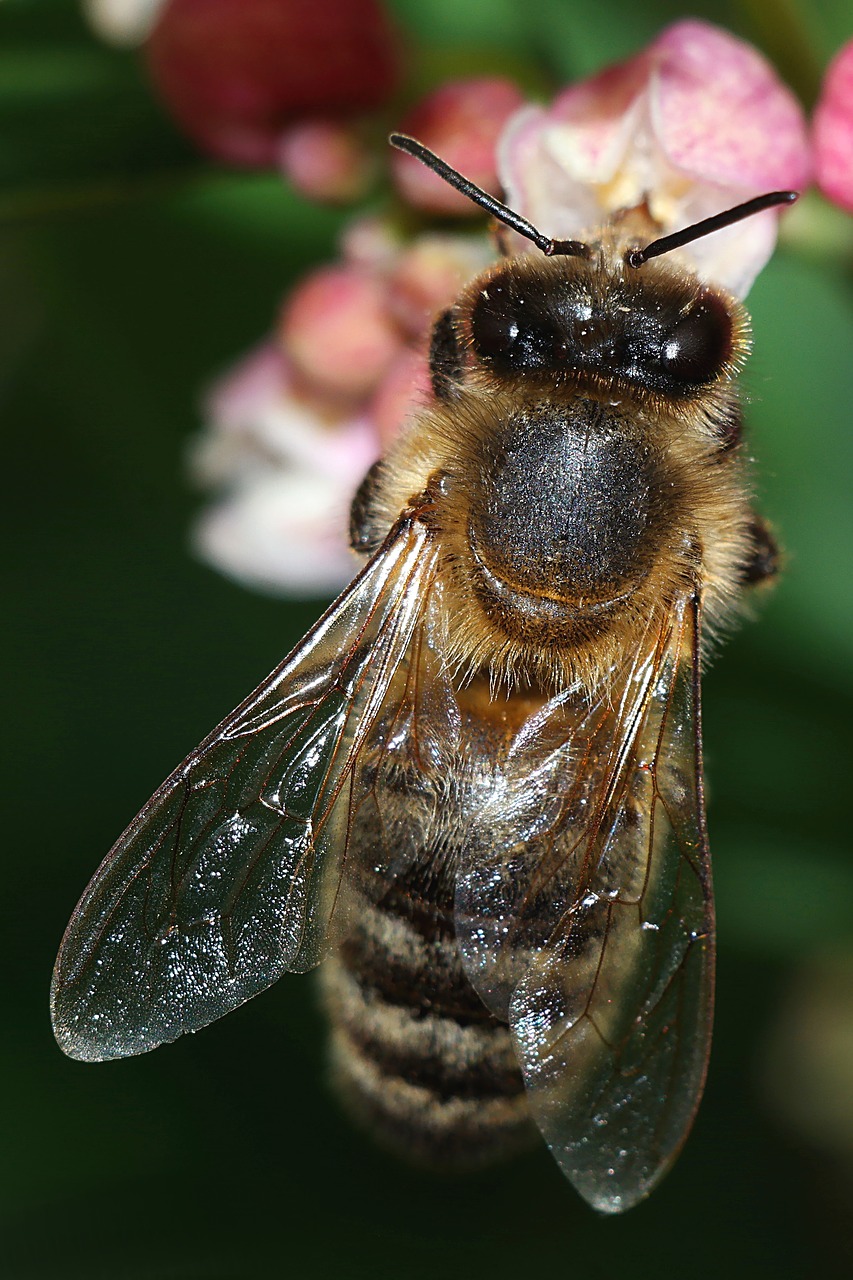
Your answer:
4;0;853;1276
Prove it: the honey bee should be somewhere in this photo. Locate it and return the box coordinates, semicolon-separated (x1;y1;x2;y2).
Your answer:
51;133;795;1213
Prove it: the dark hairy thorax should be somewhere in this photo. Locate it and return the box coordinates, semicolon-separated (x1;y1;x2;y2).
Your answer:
468;397;662;611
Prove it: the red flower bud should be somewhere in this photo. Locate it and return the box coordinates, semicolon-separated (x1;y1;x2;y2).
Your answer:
146;0;402;167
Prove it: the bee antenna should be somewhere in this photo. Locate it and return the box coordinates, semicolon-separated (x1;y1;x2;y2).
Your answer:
389;133;590;260
625;190;799;269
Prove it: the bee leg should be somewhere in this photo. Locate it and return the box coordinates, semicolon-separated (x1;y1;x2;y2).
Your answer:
429;309;465;402
350;459;388;555
739;512;781;587
711;404;742;454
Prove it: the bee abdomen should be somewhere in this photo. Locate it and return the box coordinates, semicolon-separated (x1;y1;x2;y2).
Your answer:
320;882;534;1169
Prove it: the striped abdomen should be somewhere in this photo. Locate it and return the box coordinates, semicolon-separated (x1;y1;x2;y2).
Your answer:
319;856;534;1168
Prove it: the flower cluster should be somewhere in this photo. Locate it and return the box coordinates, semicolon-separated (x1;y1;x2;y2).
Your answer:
83;4;853;596
191;214;493;594
87;0;402;199
189;70;521;595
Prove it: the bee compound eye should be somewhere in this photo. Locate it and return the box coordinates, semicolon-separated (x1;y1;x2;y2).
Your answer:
471;282;521;357
660;294;732;385
429;309;464;401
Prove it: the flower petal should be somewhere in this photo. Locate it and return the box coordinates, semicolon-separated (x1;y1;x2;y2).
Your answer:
813;40;853;213
652;21;811;194
193;468;359;597
83;0;166;46
198;342;377;482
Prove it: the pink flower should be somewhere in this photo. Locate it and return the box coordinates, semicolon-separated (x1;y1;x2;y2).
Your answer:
279;264;403;401
192;221;491;595
145;0;402;169
277;120;376;204
499;20;811;296
813;40;853;213
192;345;377;595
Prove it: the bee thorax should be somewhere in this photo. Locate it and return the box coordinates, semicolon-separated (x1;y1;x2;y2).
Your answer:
470;400;658;608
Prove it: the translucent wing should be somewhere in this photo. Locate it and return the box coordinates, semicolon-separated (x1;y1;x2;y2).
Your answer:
511;591;712;1213
455;590;712;1213
52;517;439;1062
455;682;626;1019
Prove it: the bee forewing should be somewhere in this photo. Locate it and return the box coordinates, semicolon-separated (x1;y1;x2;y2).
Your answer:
454;683;633;1019
508;593;714;1213
51;518;439;1062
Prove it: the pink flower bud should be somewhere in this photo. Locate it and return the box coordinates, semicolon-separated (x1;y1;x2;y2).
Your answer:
278;120;374;204
340;214;402;272
392;78;525;215
279;264;403;400
387;234;494;338
814;41;853;212
145;0;402;167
